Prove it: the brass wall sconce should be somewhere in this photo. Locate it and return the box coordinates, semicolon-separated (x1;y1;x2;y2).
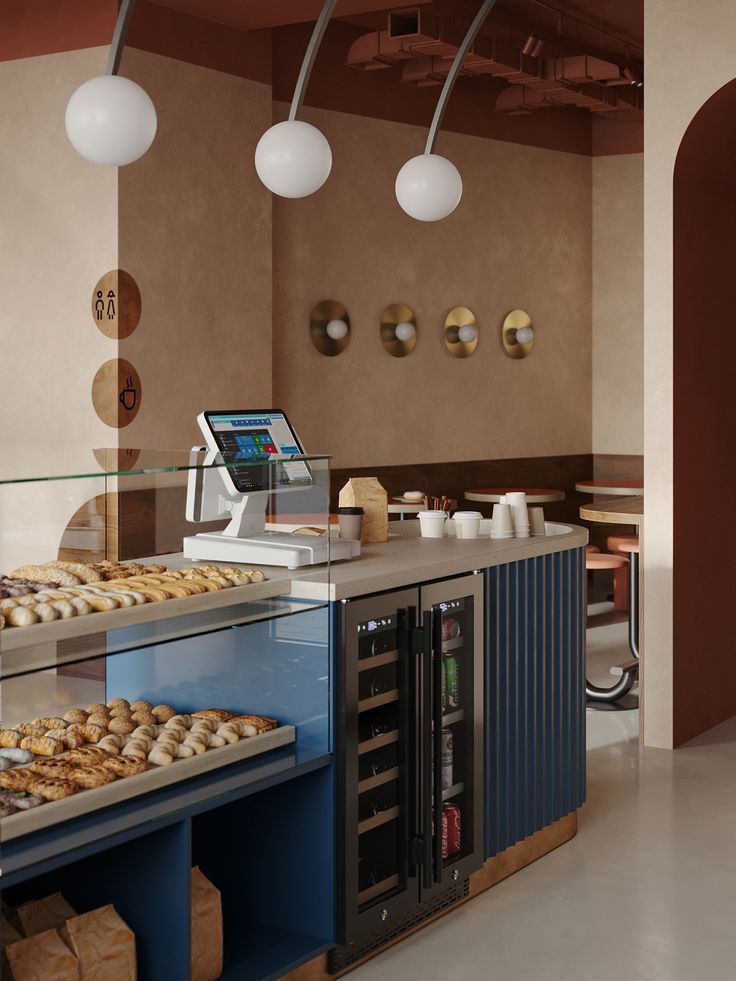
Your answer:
310;299;351;356
381;303;417;357
502;309;535;359
444;306;478;358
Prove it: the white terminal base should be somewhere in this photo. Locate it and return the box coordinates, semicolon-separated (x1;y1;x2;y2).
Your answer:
183;531;360;570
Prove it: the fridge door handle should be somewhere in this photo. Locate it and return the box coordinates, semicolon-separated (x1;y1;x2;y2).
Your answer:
432;607;444;884
397;606;415;878
420;610;434;890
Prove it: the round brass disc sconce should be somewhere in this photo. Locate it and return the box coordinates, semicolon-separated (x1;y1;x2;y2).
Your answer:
444;306;478;358
502;309;535;359
91;269;141;340
310;300;351;356
381;303;417;357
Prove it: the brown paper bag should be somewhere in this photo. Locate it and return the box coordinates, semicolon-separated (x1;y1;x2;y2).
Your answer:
61;906;136;980
191;867;223;981
338;477;388;542
2;916;23;980
16;893;77;938
6;928;80;980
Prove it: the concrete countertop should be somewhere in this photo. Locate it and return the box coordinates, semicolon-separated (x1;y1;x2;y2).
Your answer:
286;521;588;601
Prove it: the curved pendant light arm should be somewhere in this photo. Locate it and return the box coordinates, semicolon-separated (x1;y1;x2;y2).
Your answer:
106;0;138;76
425;0;499;154
289;0;337;120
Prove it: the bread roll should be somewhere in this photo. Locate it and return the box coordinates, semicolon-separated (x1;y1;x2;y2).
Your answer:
216;723;241;744
174;743;195;758
86;703;109;716
131;710;157;726
6;606;40;627
70;597;94;616
121;742;148;761
151;704;176;723
130;700;153;713
109;705;132;719
86;713;110;730
9;565;80;586
108;717;136;735
49;600;77;619
182;736;207;755
46;561;104;583
148;746;174;766
84;594;119;612
0;747;33;763
166;715;193;730
107;698;130;710
63;709;89;725
189;718;217;733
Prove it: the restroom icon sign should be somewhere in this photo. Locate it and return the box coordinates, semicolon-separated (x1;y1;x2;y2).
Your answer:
91;270;141;339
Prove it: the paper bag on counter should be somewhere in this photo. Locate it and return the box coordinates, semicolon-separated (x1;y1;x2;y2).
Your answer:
191;867;223;981
16;893;77;938
338;477;388;543
2;916;23;980
61;906;136;980
5;928;80;980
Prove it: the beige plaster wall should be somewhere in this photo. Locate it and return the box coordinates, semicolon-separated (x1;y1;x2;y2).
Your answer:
0;47;118;567
592;153;643;456
118;49;273;452
644;0;736;747
272;104;593;468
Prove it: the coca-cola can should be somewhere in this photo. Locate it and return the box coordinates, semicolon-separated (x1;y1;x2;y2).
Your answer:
441;728;453;790
443;803;461;857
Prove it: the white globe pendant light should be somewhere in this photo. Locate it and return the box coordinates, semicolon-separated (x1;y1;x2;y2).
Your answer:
255;120;332;198
65;0;156;167
395;154;463;223
255;0;336;198
66;75;156;166
395;0;498;222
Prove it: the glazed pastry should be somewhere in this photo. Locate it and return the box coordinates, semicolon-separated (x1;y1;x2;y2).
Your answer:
86;703;109;716
16;723;48;738
63;709;89;725
229;714;279;734
68;766;117;789
32;717;67;730
69;597;94;616
109;705;132;719
151;704;176;723
86;713;110;729
148;746;174;766
44;729;68;742
20;735;64;756
107;698;130;711
0;747;33;763
29;777;78;800
108;717;136;735
63;731;86;750
66;746;108;764
0;729;21;749
0;769;36;791
30;758;73;776
215;724;240;745
103;755;146;777
79;724;106;743
9;565;80;586
45;561;103;583
192;709;233;723
6;606;40;627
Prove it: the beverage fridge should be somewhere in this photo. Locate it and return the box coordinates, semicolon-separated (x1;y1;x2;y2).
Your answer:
331;573;484;970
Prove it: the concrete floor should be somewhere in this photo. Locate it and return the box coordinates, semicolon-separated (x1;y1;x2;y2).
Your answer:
353;618;736;981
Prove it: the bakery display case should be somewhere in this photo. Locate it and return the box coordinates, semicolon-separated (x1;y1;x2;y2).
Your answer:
0;451;335;980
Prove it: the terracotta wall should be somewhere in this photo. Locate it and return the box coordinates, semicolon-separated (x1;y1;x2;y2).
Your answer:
592;153;643;456
272;103;593;468
644;0;736;747
118;49;273;451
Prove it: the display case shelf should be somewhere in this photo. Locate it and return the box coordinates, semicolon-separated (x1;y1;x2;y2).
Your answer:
358;873;400;906
358;767;399;795
358;730;399;756
442;781;465;802
358;689;399;713
358;805;401;835
357;649;399;672
442;636;464;653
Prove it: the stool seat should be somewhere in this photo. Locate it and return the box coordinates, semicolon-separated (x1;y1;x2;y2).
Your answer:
586;544;600;554
607;533;639;554
586;553;628;570
619;541;640;554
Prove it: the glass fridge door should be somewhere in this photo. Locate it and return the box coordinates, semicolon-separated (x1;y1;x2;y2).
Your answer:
421;573;484;894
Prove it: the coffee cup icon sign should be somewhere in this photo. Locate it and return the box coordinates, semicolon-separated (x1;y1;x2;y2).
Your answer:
119;377;137;412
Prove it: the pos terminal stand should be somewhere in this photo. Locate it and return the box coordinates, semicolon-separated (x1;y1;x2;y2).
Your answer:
183;445;360;570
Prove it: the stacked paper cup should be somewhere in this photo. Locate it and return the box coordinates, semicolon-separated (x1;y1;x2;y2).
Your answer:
505;492;530;538
490;504;514;539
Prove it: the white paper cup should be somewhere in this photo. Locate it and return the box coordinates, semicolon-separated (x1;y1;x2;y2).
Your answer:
529;507;546;536
453;511;482;540
505;492;529;534
419;511;447;538
491;503;514;538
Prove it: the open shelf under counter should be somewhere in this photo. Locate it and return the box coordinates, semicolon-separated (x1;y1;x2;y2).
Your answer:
220;923;333;981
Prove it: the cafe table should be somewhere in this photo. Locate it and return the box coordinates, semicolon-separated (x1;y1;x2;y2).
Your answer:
575;478;644;497
579;496;643;526
464;487;565;504
389;499;428;521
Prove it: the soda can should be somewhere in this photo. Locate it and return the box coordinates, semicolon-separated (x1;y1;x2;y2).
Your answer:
445;655;459;710
441;728;453;789
443;803;461;856
441;657;448;714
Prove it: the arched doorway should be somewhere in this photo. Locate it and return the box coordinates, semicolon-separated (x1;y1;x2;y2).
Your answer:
672;78;736;744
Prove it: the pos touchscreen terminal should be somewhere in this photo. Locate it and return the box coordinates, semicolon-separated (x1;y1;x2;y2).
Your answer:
183;410;360;569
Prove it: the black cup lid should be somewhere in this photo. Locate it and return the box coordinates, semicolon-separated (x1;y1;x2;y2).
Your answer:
337;507;364;515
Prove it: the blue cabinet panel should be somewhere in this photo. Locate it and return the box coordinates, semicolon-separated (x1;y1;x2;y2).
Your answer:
486;548;586;858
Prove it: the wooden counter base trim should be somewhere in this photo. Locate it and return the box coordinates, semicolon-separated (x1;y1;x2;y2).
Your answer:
282;811;578;980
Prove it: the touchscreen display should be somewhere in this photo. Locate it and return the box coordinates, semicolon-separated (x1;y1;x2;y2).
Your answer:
205;411;311;494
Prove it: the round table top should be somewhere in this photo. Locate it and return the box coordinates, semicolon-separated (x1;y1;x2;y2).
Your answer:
580;496;643;526
465;487;565;504
575;478;644;496
388;501;427;514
